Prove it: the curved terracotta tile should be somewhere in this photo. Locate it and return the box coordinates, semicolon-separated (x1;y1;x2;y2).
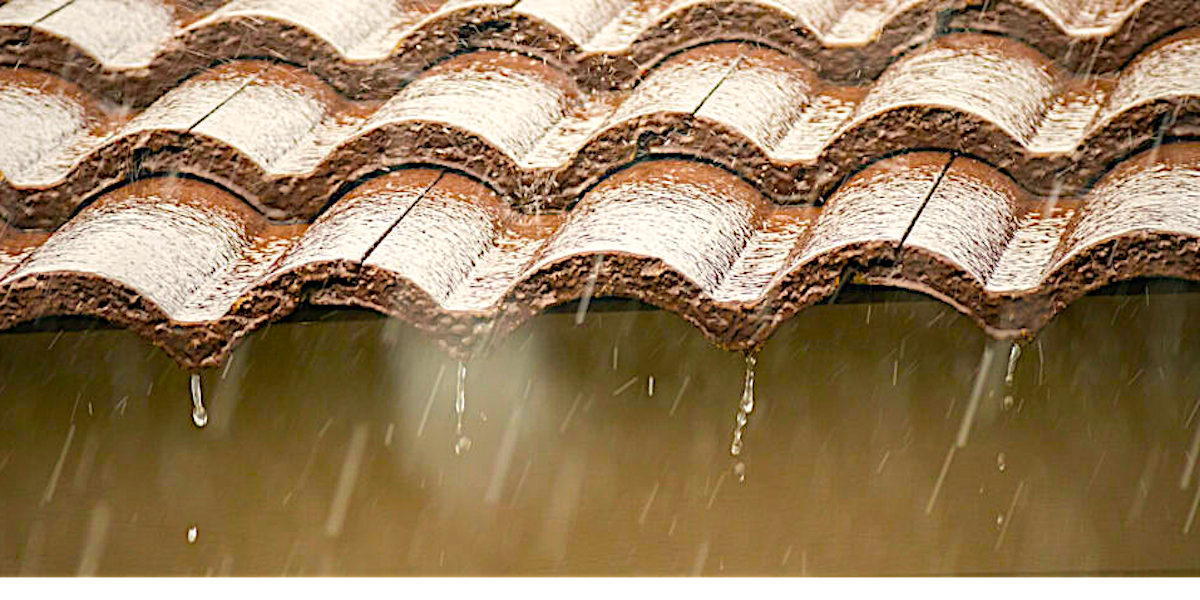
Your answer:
7;144;1200;368
0;168;444;366
0;0;1192;106
887;143;1200;338
5;33;1200;227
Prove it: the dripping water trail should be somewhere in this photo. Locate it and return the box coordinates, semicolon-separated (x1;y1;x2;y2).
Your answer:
76;502;111;576
42;424;75;505
730;351;758;481
324;423;369;538
190;373;208;428
454;361;472;456
1002;342;1022;410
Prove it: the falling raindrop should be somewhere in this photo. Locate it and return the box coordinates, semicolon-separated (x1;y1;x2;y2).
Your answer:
996;514;1005;526
997;452;1007;472
187;526;198;544
190;374;207;428
730;352;757;457
733;461;746;483
1002;395;1015;411
454;361;471;456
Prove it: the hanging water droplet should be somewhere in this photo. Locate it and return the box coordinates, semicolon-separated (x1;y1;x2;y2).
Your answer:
997;452;1007;472
454;436;472;456
733;461;746;483
189;374;207;428
1002;395;1014;411
730;352;757;457
1004;343;1022;387
187;526;198;544
192;407;208;428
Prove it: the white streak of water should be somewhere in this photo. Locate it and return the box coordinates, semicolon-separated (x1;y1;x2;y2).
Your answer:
575;254;603;325
706;471;728;510
509;459;533;508
669;376;690;416
41;424;75;505
77;502;111;576
925;444;957;515
559;393;583;434
691;540;709;576
485;405;523;505
1186;481;1200;534
612;376;638;396
638;482;660;525
994;480;1025;551
958;340;1010;447
1182;417;1200;490
415;364;446;438
324;424;369;537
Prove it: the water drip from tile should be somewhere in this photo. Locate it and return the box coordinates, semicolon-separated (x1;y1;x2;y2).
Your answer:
1002;342;1023;410
454;361;471;456
1004;343;1022;386
730;352;758;482
190;373;207;428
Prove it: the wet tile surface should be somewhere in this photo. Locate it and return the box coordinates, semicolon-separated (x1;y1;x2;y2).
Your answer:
3;146;1200;368
4;30;1200;225
0;1;1198;368
0;0;1189;101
